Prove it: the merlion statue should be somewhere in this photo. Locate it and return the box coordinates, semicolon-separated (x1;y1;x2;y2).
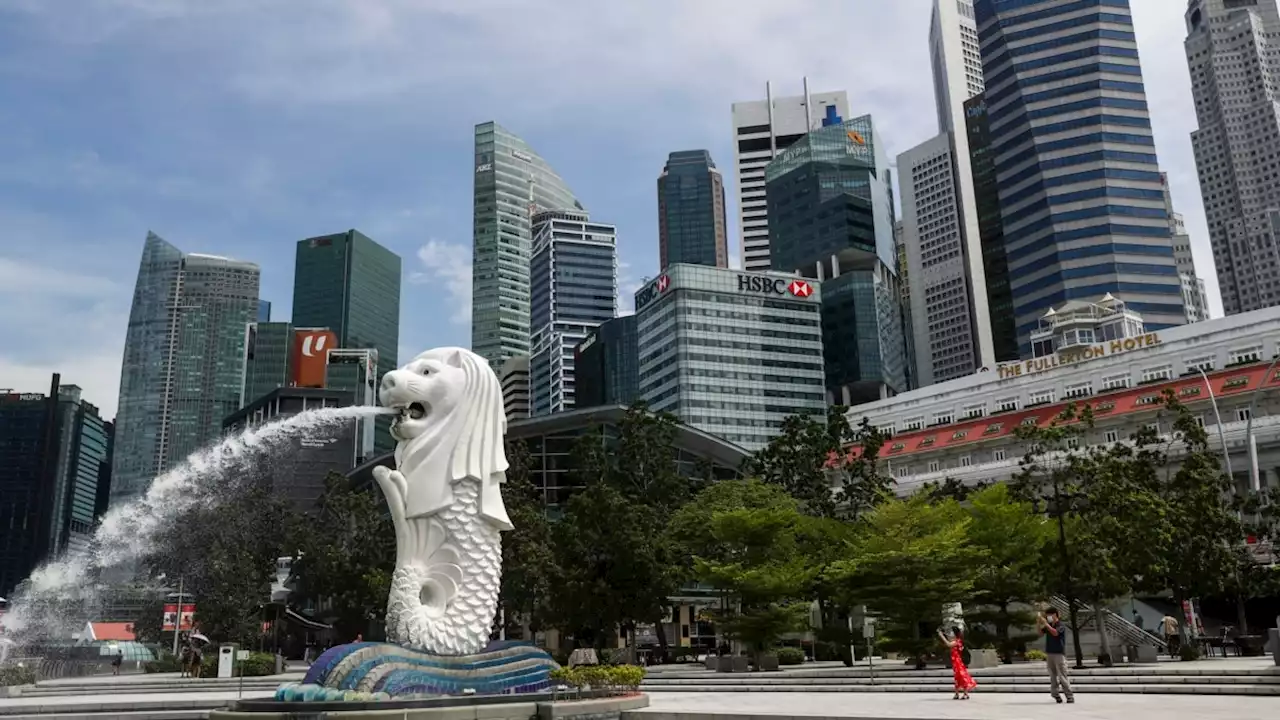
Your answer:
276;346;558;701
371;347;512;656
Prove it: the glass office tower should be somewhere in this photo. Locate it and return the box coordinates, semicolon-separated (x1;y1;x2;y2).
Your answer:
293;229;400;452
574;315;640;409
765;115;908;404
975;0;1184;354
112;232;260;507
472;122;584;371
528;210;617;417
657;150;729;269
635;264;826;451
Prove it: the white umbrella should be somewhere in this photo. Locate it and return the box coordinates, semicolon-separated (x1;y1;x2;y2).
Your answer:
189;632;211;645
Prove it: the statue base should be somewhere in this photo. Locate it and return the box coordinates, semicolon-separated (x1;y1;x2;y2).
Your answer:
275;641;559;701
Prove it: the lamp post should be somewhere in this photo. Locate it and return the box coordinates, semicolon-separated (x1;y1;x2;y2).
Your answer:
171;576;185;657
1243;355;1280;493
1196;367;1234;479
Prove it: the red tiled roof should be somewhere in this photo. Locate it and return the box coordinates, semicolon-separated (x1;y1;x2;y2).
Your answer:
90;622;135;641
837;362;1276;462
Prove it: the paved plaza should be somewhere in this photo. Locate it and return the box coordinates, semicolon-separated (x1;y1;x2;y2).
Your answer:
640;691;1279;719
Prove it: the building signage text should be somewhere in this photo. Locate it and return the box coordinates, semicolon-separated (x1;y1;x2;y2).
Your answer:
578;334;597;353
475;163;492;173
635;274;671;312
511;150;532;162
997;333;1163;379
737;274;813;298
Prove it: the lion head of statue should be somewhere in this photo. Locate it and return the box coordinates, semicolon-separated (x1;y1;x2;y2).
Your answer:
378;346;507;485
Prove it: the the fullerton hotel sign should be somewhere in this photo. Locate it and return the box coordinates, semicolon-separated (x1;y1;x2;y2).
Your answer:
997;333;1163;380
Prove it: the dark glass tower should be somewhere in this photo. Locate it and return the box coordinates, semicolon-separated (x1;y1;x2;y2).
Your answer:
657;150;729;269
765;115;908;405
975;0;1183;354
0;376;112;596
112;232;260;507
240;321;294;407
574;315;639;409
963;92;1018;363
292;229;401;452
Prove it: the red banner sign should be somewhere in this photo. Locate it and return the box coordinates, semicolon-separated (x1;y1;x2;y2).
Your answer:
162;603;196;632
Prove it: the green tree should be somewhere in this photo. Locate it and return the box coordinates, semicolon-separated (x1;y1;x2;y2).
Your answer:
547;431;667;655
689;480;815;664
290;471;395;641
748;408;842;518
963;484;1052;661
828;495;982;659
499;439;555;639
143;485;300;645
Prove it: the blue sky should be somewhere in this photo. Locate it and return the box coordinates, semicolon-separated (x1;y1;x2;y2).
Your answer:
0;0;1214;419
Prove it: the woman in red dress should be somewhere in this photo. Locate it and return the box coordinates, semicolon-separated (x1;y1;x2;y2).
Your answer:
938;626;977;699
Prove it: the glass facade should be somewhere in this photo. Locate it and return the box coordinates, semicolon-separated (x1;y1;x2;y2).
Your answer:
974;0;1184;354
764;116;908;403
472;122;584;372
635;264;826;451
240;321;293;407
657;150;729;269
257;300;272;322
0;379;112;597
112;233;260;507
292;229;401;453
574;315;639;409
528;210;617;417
964;92;1019;363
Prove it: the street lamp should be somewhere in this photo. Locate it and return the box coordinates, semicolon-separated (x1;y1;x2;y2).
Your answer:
1196;367;1234;479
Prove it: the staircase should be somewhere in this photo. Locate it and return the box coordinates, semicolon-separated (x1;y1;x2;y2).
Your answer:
1048;595;1166;651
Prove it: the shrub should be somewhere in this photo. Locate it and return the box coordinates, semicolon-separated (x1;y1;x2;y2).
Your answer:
775;647;805;666
549;664;646;694
194;651;277;678
144;656;183;674
0;665;36;687
1179;645;1201;662
1024;649;1047;661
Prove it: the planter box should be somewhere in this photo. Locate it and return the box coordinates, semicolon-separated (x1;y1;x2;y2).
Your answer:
757;654;780;672
704;656;718;671
714;656;750;673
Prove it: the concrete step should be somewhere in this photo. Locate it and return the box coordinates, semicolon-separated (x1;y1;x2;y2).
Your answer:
644;674;1280;686
18;682;285;698
641;683;1280;696
0;692;273;717
1;712;209;720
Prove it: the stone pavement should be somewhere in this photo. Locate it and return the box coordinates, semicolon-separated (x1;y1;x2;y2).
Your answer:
638;691;1279;719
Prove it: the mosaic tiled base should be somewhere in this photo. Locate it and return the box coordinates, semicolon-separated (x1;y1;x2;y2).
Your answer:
274;640;559;701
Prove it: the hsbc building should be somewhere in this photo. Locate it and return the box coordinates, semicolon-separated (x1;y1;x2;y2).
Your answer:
634;263;826;451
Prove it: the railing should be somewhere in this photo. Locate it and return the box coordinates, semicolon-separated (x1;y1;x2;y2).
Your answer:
1048;595;1166;650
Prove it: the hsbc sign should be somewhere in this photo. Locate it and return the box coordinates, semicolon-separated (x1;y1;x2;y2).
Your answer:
737;274;814;299
635;273;671;312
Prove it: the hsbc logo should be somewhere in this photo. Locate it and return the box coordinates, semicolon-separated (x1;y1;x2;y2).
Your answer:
635;274;672;312
300;333;330;357
737;274;814;298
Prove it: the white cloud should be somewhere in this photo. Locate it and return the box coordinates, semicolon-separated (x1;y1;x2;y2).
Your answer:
411;239;472;326
0;256;128;418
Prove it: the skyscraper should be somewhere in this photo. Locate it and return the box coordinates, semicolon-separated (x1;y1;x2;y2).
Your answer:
0;378;112;596
975;0;1184;354
240;321;293;407
765;115;909;404
963;92;1019;362
1160;172;1210;323
473;122;584;371
528;210;617;417
898;133;994;386
657;150;729;269
292;229;400;452
112;232;260;507
574;315;639;409
895;0;997;387
1185;0;1280;315
732;81;850;271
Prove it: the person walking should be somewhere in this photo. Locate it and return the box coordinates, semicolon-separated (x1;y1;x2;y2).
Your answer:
938;626;976;700
111;649;123;676
1161;613;1180;655
1036;608;1074;704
